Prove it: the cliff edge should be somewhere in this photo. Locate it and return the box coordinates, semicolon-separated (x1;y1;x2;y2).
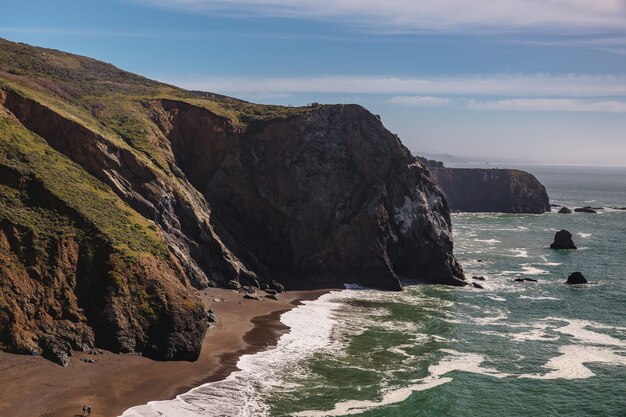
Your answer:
0;38;464;365
429;167;550;213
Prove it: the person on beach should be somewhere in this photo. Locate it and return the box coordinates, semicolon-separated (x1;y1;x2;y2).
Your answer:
82;405;92;416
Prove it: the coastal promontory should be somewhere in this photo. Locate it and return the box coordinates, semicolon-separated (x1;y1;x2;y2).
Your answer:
0;38;464;364
428;167;551;213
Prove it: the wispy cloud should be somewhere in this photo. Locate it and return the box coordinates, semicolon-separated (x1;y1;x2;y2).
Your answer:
388;96;452;106
171;74;626;98
392;96;626;112
468;98;626;112
135;0;626;34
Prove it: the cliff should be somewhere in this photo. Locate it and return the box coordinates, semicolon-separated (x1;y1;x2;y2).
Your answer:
429;167;551;213
0;38;464;365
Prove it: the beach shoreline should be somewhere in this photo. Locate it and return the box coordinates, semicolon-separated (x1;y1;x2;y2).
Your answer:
0;288;330;417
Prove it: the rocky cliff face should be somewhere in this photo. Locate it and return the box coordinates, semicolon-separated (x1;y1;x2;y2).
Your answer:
430;167;550;213
0;38;464;365
155;101;464;289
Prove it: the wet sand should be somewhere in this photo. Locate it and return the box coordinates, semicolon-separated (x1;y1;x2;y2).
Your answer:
0;288;330;417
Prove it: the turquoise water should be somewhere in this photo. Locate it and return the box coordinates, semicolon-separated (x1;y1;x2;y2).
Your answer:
123;165;626;417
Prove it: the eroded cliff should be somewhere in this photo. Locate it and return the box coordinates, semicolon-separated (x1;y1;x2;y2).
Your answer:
0;38;464;365
430;167;550;213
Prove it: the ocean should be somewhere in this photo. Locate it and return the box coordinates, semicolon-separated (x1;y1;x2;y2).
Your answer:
122;164;626;417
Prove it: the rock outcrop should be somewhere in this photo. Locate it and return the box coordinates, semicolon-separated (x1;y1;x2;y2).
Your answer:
575;206;598;213
550;230;577;250
558;207;572;214
429;167;550;213
0;39;465;364
565;272;588;284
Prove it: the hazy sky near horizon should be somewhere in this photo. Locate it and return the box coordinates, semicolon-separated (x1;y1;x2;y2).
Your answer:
2;0;626;165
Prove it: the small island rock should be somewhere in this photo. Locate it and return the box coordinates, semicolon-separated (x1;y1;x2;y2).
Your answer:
565;272;588;285
558;207;572;214
550;230;577;250
575;206;597;213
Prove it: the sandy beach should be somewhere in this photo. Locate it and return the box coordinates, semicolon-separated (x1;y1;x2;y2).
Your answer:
0;288;330;417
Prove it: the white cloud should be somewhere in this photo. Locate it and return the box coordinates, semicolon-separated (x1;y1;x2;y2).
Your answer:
466;98;626;112
136;0;626;33
389;96;452;106
172;74;626;97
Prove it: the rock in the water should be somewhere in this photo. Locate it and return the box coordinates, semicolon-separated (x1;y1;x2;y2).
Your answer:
472;276;486;281
558;207;572;214
514;278;538;283
472;282;484;289
550;230;577;250
550;204;561;208
565;272;588;284
575;206;597;213
429;167;551;214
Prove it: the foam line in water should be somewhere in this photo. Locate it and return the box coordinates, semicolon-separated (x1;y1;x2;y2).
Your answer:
519;345;626;380
549;318;626;347
293;350;509;416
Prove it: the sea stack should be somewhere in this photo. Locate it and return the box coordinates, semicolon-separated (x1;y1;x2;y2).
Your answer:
565;272;588;284
550;230;577;250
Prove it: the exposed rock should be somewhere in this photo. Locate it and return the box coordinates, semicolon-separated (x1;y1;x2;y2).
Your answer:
0;38;466;364
266;294;278;300
514;278;538;283
472;276;486;281
270;280;285;293
472;282;484;289
550;204;561;208
225;280;242;290
550;230;577;250
243;293;262;300
429;167;550;213
575;206;597;213
264;289;278;296
558;207;572;214
206;309;217;323
565;272;588;285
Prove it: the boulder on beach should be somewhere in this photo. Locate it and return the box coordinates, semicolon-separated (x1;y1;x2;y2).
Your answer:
558;207;572;214
550;230;577;250
575;206;597;213
565;272;588;285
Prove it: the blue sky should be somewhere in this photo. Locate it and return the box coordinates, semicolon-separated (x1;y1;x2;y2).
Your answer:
2;0;626;165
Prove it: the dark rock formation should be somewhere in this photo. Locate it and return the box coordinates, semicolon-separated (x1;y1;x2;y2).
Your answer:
514;278;538;283
575;206;597;213
0;38;465;365
558;207;572;214
471;282;484;289
565;272;588;284
157;102;465;289
429;168;550;213
550;230;577;250
472;276;486;281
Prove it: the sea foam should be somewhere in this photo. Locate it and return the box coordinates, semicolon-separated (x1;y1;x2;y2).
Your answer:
120;291;347;417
